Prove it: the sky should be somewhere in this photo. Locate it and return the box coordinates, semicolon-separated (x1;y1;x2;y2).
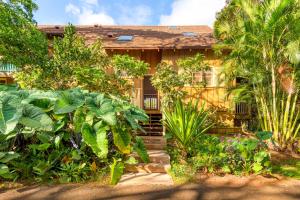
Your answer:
34;0;226;27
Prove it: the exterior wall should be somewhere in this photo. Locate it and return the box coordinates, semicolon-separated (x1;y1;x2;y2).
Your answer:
161;49;234;126
105;49;235;127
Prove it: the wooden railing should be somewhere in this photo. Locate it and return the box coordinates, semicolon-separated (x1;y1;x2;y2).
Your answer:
0;63;17;73
143;94;159;110
235;102;250;115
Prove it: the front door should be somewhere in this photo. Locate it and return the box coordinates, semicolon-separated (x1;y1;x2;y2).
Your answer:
143;75;159;110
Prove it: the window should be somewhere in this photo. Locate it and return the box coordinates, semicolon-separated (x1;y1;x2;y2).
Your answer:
117;35;133;41
192;68;214;86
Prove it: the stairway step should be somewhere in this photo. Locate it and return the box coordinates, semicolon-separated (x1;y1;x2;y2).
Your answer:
144;143;165;150
118;173;173;186
132;150;170;164
140;136;166;144
125;163;170;173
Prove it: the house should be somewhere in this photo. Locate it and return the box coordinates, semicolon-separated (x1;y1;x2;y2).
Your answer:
1;25;250;134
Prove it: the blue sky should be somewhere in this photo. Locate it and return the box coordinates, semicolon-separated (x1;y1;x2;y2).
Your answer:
34;0;226;27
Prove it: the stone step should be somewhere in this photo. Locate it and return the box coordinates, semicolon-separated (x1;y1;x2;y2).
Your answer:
140;136;166;145
125;163;171;173
140;136;166;150
117;173;173;186
132;150;170;164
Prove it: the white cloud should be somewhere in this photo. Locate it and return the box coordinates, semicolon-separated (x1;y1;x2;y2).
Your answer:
81;0;99;6
117;5;152;25
160;0;226;26
65;2;115;25
65;3;80;15
78;8;115;25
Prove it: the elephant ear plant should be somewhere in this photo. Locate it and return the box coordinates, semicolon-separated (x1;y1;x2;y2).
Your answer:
0;87;149;184
163;98;213;157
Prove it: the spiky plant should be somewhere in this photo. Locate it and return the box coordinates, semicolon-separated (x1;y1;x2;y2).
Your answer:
163;99;213;155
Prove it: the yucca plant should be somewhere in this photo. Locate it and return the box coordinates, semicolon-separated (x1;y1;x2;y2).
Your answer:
163;99;213;155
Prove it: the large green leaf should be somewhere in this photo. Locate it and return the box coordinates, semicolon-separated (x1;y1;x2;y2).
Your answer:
110;158;124;185
54;91;84;114
86;95;117;126
112;126;131;154
0;152;20;163
73;108;85;133
0;94;22;134
19;104;53;131
133;137;150;163
0;164;13;179
81;123;109;159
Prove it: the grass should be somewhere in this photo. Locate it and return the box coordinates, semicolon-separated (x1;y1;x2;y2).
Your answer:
272;159;300;179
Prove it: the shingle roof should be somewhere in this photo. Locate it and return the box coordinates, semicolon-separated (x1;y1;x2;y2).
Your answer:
38;25;215;50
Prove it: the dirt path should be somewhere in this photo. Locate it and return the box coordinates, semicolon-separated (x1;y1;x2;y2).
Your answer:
1;175;300;200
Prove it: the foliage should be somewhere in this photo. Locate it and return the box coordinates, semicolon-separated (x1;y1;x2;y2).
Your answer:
133;136;150;163
163;99;213;154
168;132;272;180
0;0;48;68
272;159;300;180
0;87;148;183
151;53;208;108
110;158;124;185
0;152;19;179
214;0;300;150
15;25;149;97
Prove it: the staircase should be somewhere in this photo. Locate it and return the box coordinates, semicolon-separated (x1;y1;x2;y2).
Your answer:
138;113;163;136
118;114;173;185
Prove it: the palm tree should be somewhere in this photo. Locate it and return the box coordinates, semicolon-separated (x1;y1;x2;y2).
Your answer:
214;0;300;150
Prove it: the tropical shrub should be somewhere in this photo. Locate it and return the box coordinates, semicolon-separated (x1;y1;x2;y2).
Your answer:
163;99;213;155
214;0;300;151
0;87;149;184
15;25;149;98
152;53;208;108
168;131;272;181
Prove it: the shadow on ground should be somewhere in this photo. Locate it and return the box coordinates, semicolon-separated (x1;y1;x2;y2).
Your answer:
1;175;300;200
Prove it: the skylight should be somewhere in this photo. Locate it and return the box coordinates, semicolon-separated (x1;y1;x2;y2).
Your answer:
117;35;133;41
169;26;179;30
182;32;197;37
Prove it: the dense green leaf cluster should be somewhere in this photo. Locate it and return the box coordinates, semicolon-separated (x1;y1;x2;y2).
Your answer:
0;87;149;183
168;132;272;181
151;53;208;109
0;0;48;67
15;25;149;97
214;0;300;150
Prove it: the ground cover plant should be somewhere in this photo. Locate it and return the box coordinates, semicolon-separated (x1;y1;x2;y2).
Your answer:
165;99;272;182
0;86;149;184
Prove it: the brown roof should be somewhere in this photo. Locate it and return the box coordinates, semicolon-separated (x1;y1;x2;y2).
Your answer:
38;25;215;50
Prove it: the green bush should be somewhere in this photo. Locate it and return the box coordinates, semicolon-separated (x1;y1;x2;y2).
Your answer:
0;87;149;183
168;132;272;179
